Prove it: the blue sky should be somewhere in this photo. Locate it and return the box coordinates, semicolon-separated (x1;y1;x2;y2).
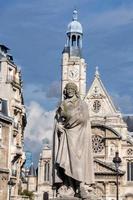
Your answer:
1;0;133;165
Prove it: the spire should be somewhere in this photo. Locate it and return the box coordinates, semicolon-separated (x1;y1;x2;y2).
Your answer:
73;9;78;21
95;66;100;78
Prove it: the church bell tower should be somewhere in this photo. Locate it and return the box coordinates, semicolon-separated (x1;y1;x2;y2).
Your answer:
61;10;87;99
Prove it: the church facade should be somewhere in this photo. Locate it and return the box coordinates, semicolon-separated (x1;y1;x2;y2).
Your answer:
36;10;133;200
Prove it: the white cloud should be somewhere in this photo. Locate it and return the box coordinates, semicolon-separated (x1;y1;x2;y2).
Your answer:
25;101;55;142
24;101;55;165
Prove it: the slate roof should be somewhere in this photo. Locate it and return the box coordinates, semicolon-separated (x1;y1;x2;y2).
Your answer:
94;158;125;176
123;115;133;133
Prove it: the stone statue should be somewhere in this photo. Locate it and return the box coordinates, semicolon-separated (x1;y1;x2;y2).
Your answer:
52;82;95;199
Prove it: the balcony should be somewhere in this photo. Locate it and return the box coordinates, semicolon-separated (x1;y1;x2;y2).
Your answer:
11;145;23;162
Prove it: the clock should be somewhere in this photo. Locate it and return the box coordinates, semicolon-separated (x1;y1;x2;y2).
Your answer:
68;66;79;80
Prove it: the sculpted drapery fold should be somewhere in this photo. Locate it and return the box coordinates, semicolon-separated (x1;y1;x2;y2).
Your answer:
52;82;94;195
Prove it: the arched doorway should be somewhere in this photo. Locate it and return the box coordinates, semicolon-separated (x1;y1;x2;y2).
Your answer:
43;192;49;200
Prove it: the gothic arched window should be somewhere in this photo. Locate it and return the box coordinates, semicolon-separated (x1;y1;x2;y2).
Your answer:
44;162;50;181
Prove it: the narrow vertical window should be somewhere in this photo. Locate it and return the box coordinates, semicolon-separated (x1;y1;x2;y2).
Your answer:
47;163;50;181
127;161;133;181
0;124;2;140
8;68;13;82
77;35;80;47
127;162;130;181
0;62;2;82
72;35;76;47
44;162;47;181
44;162;50;181
131;162;133;181
0;99;2;111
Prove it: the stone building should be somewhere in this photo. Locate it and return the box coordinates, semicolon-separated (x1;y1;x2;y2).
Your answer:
0;44;26;199
0;108;12;200
36;10;133;200
37;145;52;200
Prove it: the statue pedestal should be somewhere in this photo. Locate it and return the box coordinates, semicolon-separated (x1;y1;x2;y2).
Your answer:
51;185;97;200
50;198;80;200
50;197;94;200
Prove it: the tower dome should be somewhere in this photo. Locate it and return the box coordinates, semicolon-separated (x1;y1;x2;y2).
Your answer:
64;10;83;57
67;10;83;34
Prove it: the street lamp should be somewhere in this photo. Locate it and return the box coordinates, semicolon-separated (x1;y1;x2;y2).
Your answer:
113;151;122;200
52;185;56;199
8;178;15;200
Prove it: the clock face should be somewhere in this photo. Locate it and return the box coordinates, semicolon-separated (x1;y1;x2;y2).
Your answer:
68;66;79;80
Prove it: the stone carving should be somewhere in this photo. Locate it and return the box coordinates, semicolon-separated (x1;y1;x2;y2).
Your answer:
92;135;104;153
52;82;95;199
92;100;101;113
127;148;133;156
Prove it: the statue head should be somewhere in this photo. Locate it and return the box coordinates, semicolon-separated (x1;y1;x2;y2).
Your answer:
63;82;79;99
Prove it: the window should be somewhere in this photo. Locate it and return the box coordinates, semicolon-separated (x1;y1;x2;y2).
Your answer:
44;162;50;181
13;88;17;99
7;67;13;82
0;124;2;141
0;62;2;81
72;35;76;47
0;99;2;111
127;161;133;181
12;163;17;177
77;35;80;47
127;148;133;156
92;135;104;153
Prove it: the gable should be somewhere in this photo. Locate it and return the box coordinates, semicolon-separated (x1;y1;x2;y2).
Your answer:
85;70;120;117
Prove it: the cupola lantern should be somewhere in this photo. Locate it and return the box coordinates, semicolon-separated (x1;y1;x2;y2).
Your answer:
64;10;83;57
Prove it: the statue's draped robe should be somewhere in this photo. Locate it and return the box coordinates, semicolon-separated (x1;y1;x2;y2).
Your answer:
52;98;94;185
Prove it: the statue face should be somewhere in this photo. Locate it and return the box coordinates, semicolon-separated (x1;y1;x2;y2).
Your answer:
66;87;75;98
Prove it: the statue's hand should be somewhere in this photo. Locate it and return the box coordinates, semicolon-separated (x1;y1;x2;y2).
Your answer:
57;123;65;136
